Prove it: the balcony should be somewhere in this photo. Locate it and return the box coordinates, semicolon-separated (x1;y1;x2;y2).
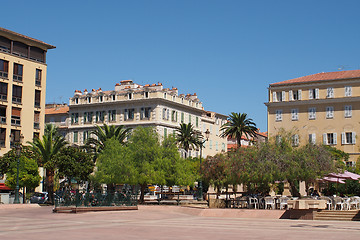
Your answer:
12;97;22;104
13;74;22;82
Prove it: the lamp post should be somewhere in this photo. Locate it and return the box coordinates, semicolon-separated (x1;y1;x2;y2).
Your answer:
13;134;24;204
198;129;210;201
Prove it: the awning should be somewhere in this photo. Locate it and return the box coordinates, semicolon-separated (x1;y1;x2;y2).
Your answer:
327;171;360;181
0;183;12;191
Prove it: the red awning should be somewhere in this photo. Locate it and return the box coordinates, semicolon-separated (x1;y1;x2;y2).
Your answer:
0;183;12;191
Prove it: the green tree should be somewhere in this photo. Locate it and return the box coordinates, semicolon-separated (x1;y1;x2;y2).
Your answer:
94;138;135;192
176;123;202;157
55;146;94;186
28;123;67;204
5;156;41;192
220;112;257;147
85;124;131;155
0;146;40;175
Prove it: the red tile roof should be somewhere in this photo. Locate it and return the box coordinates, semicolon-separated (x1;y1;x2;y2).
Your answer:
45;105;69;115
271;70;360;86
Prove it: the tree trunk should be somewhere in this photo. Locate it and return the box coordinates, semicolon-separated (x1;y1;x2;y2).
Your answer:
289;181;300;197
139;184;146;204
46;168;55;204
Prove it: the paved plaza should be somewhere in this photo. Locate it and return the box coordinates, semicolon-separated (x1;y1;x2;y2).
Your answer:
0;205;359;239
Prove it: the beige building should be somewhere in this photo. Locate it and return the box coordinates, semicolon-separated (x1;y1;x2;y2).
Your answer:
0;27;55;156
266;70;360;165
47;80;227;157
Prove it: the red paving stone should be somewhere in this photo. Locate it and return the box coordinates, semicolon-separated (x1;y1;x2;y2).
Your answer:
0;205;359;239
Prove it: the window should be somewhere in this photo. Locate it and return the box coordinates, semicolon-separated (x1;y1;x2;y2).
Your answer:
323;133;337;145
144;92;149;98
292;134;299;146
0;107;6;124
164;128;167;137
326;87;334;98
196;117;199;127
71;113;79;124
61;116;66;125
0;59;8;78
309;88;319;99
345;86;352;97
13;63;23;82
188;114;191;123
83;131;89;143
291;109;298;121
111;94;116;101
34;111;40;129
84;112;93;123
74;98;79;104
11;107;21;126
308;133;316;144
95;111;105;122
0;128;6;147
0;82;7;101
98;95;103;102
164;93;167;99
171;110;177;122
181;112;184;123
108;110;116;122
34;90;41;108
273;91;285;102
73;131;78;143
308;107;316;120
345;105;352;118
326;106;334;119
124;108;134;120
128;93;133;100
275;110;282;121
12;85;22;104
162;108;169;120
87;97;91;103
141;107;151;120
209;140;212;149
172;95;176;101
35;69;42;86
341;132;356;145
289;90;301;101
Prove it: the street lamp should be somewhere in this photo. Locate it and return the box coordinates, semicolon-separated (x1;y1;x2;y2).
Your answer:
198;129;210;201
13;133;24;204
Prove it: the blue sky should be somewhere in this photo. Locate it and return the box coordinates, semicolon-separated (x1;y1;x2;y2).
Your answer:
2;0;360;131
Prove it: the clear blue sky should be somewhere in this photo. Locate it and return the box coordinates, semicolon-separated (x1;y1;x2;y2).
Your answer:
2;0;360;131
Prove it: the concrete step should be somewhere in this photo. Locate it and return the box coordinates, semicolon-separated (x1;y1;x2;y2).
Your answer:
314;210;360;221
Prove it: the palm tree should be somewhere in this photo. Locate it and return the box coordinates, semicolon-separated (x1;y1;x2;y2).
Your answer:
85;124;131;154
220;112;258;147
176;123;202;157
28;124;67;204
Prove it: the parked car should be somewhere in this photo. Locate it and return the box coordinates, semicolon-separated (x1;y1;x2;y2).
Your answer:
30;192;48;204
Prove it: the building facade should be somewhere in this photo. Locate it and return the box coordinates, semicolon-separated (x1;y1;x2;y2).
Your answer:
266;70;360;165
0;27;55;156
47;80;227;157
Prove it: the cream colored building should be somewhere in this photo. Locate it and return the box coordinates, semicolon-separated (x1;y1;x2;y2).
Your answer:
0;27;55;156
48;80;227;157
266;70;360;165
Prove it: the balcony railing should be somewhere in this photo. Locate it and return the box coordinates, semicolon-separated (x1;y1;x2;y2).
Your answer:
12;97;22;104
13;74;22;82
0;94;7;101
35;80;41;86
0;116;6;124
11;117;21;126
0;71;8;79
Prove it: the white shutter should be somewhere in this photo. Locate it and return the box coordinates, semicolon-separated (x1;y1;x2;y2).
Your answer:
289;90;293;101
341;132;345;145
167;109;170;120
282;91;285;101
309;89;313;99
323;133;327;145
315;88;319;99
312;133;316;144
273;92;277;102
352;132;356;144
333;133;337;145
298;89;302;100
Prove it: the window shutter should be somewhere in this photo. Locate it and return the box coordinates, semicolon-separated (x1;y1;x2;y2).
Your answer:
341;132;345;145
309;89;313;99
315;88;319;99
141;108;144;119
167;109;170;120
273;92;277;102
298;90;302;100
333;133;337;145
323;133;327;145
352;132;356;144
282;91;285;101
289;90;293;101
312;133;316;144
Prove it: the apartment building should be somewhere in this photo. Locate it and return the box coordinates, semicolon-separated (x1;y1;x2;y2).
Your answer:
47;80;227;157
266;70;360;165
0;27;55;155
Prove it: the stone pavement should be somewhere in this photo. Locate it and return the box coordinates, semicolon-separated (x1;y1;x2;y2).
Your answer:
0;205;359;240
